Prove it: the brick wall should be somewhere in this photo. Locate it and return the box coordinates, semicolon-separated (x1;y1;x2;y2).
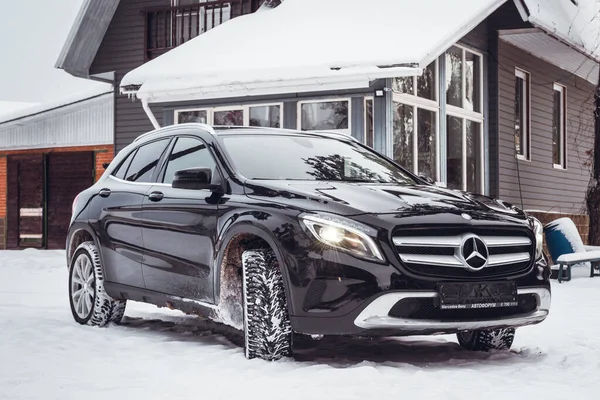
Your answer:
0;144;113;250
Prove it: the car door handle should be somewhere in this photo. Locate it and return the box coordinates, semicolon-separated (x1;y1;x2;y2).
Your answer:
98;189;111;198
148;191;164;202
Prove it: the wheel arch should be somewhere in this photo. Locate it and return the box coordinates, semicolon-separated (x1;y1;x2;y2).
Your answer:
66;223;100;269
214;221;296;315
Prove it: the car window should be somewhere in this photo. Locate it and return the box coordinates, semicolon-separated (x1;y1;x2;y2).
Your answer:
163;137;217;185
125;139;170;183
111;149;137;180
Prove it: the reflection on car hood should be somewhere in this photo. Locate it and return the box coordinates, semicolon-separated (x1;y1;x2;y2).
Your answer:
244;180;526;219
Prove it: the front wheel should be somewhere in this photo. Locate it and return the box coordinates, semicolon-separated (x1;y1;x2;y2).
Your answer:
68;241;127;326
242;249;292;361
457;328;516;351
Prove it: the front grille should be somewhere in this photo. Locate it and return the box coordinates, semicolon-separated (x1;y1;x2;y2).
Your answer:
393;228;534;279
388;294;538;321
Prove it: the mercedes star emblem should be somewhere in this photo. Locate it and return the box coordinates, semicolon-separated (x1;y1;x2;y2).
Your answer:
460;235;489;271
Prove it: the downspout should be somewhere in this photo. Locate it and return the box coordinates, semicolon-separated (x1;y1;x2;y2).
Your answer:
142;98;161;130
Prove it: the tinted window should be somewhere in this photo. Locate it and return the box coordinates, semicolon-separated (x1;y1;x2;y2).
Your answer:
220;134;416;184
125;139;170;183
112;149;137;180
163;137;217;184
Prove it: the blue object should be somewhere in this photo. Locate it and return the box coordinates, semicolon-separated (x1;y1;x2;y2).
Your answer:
544;218;578;265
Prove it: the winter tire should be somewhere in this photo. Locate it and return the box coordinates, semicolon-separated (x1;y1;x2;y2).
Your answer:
242;249;292;361
457;328;516;351
69;241;127;326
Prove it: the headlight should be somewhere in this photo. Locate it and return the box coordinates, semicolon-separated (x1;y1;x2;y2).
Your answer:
531;217;544;259
300;214;385;262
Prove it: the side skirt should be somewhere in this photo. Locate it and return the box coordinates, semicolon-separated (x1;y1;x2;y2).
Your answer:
104;282;218;318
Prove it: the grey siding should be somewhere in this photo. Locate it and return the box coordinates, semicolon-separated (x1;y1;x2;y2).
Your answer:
90;0;170;152
497;41;595;213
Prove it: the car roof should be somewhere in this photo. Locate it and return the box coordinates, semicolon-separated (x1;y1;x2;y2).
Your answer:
133;123;360;144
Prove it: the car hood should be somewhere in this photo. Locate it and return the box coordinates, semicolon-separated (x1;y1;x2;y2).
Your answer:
244;180;527;220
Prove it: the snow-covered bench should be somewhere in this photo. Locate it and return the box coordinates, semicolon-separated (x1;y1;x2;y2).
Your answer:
555;247;600;283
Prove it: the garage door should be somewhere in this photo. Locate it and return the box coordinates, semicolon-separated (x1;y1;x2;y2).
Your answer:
7;155;44;249
6;152;95;250
46;152;94;249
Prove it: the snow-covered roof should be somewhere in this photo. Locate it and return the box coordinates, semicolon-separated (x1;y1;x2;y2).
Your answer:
518;0;600;61
0;88;113;125
0;102;39;119
121;0;507;103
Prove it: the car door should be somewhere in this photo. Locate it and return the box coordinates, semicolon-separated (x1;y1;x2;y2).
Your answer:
141;136;221;302
92;138;171;288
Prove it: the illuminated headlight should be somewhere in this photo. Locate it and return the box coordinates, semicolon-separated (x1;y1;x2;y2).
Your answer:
300;214;385;262
531;217;544;259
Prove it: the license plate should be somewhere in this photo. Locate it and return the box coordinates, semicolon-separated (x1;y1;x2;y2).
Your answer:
437;281;518;310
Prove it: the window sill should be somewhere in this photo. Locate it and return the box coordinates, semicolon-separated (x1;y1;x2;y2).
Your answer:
516;155;531;162
553;164;567;171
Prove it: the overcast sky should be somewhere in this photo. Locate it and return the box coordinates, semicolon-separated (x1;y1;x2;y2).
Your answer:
0;0;110;105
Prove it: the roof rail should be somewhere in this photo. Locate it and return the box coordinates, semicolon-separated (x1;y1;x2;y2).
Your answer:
133;123;218;142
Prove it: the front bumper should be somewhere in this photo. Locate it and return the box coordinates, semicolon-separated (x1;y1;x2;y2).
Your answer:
354;287;550;333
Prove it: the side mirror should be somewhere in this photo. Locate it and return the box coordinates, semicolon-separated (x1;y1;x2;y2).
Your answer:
418;174;435;185
172;168;220;191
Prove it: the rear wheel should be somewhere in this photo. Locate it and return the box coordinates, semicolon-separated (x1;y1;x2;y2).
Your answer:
68;241;127;326
457;328;516;351
242;249;292;361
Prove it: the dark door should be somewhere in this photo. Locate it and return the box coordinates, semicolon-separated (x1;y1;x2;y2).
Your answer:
6;155;44;249
141;136;220;302
92;138;171;289
46;152;94;249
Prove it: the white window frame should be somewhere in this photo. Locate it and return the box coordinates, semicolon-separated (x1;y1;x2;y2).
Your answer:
364;96;374;147
515;68;531;161
297;98;352;135
174;102;284;127
553;83;567;170
392;59;441;182
444;45;485;192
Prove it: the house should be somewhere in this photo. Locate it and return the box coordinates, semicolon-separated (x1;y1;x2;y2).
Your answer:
56;0;600;239
0;91;114;249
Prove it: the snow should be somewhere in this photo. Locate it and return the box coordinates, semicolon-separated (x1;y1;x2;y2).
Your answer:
0;0;111;105
557;250;600;263
121;0;506;102
0;101;39;118
522;0;600;61
0;88;113;125
2;249;600;399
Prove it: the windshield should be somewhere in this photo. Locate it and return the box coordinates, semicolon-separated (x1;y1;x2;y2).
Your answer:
220;134;416;184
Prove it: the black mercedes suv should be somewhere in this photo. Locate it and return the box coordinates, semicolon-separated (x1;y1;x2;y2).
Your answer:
66;124;551;360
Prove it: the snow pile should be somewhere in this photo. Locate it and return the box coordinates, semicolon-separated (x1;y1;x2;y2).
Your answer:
522;0;600;60
2;249;600;399
121;0;506;101
0;101;38;118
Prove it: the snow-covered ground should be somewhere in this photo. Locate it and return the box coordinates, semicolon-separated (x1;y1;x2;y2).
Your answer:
1;249;599;400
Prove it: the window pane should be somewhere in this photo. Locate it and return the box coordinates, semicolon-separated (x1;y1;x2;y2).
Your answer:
447;116;463;190
214;109;244;126
465;52;481;112
112;149;137;180
178;110;208;124
446;47;463;108
221;134;417;184
417;61;436;100
515;74;527;158
553;89;564;166
249;105;281;128
393;102;414;171
466;120;482;193
365;99;374;148
417;109;436;179
125;139;170;183
300;101;349;131
393;77;414;95
163;137;217;184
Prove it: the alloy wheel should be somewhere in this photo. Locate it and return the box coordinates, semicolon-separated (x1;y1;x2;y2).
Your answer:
70;253;96;319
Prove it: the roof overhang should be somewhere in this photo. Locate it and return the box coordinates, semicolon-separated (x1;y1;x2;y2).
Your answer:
121;0;508;103
500;28;599;84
